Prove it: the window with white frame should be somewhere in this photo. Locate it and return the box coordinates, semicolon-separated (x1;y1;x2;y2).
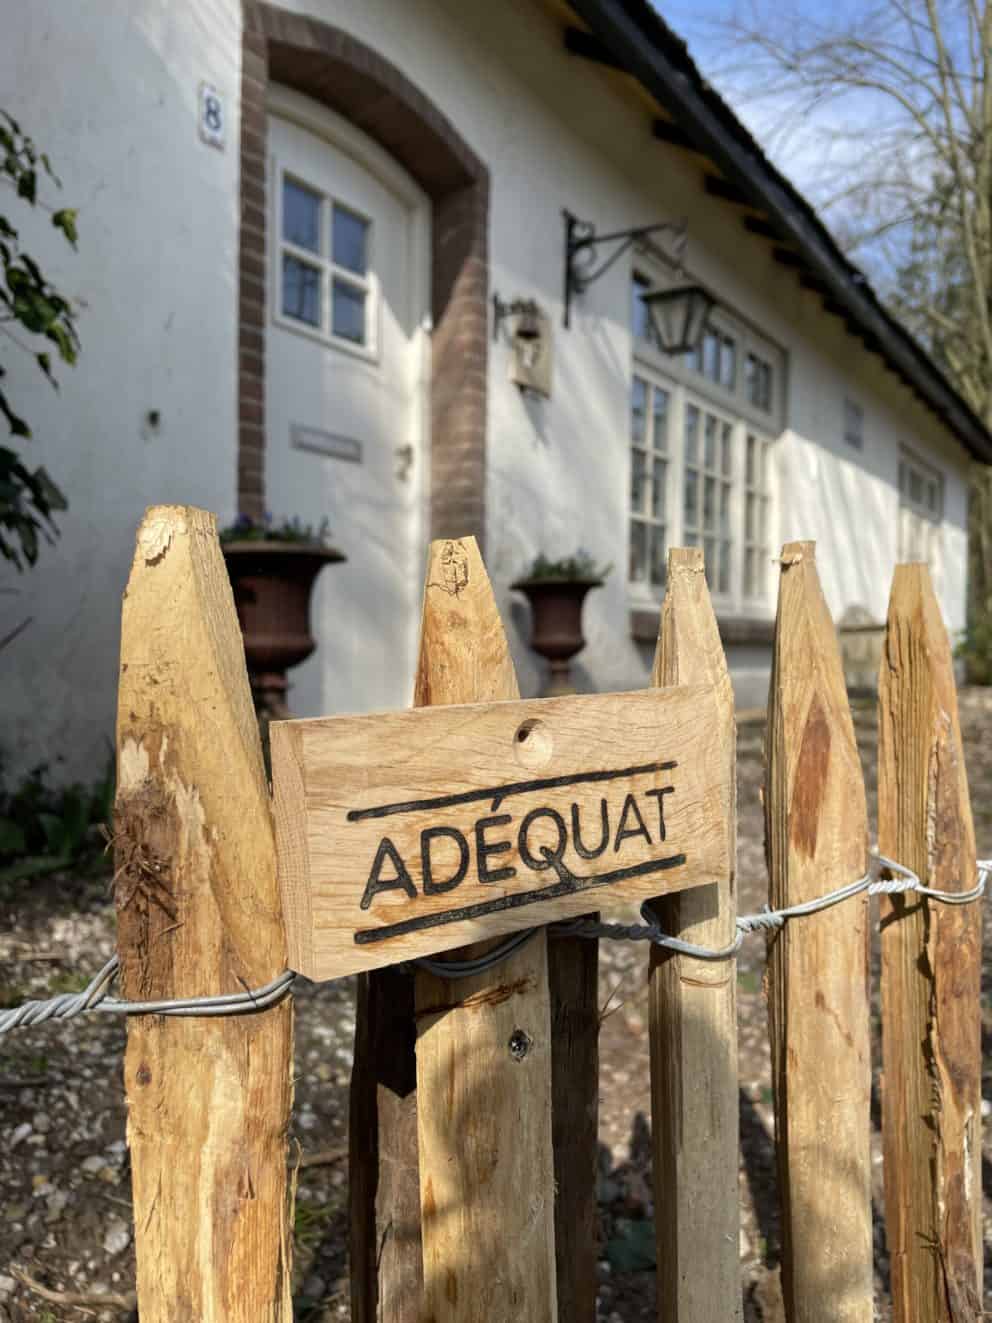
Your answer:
898;447;942;573
629;270;783;611
278;172;375;352
682;402;733;595
629;376;670;591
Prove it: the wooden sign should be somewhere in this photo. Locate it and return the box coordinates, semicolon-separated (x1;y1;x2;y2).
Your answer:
271;684;730;980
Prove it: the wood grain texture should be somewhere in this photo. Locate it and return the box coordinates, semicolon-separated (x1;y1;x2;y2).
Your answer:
413;537;558;1323
114;506;292;1322
548;928;599;1323
765;541;873;1322
349;966;421;1323
649;546;741;1323
878;564;982;1323
271;686;729;981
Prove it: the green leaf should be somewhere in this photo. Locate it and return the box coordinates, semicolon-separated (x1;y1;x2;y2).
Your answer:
16;168;36;203
0;390;31;438
52;208;77;247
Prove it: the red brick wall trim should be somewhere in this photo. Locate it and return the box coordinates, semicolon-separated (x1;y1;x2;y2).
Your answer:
239;3;490;547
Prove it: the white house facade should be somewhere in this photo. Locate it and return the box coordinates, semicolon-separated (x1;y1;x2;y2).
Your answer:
1;0;989;781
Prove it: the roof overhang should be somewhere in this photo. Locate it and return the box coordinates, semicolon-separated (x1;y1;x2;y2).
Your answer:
567;0;992;464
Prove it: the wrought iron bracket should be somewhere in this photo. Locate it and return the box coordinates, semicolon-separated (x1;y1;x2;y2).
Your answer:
562;209;687;327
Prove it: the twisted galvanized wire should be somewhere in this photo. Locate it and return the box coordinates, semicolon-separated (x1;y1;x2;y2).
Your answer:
0;957;296;1038
0;855;987;1029
551;853;991;961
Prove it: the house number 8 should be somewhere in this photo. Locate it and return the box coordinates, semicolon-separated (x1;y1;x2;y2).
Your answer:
199;83;225;149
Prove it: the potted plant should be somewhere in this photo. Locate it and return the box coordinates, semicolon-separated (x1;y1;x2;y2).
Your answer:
511;550;611;695
220;513;345;719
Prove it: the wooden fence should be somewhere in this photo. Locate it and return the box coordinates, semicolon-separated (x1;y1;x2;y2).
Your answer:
113;504;983;1323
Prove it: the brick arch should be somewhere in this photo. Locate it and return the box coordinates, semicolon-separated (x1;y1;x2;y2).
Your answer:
239;3;490;546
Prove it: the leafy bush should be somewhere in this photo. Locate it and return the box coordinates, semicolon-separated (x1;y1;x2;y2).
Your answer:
219;512;333;545
1;110;79;569
516;549;613;583
0;756;114;882
955;603;992;686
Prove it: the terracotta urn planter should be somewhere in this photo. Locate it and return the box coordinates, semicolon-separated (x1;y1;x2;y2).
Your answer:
222;540;345;718
511;576;604;696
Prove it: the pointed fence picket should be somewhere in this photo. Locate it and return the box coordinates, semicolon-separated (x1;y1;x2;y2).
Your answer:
105;510;984;1323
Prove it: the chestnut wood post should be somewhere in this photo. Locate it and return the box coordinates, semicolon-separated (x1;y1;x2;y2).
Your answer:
548;932;599;1323
649;546;741;1323
114;506;293;1321
414;537;558;1322
765;541;873;1322
878;564;982;1323
349;968;421;1323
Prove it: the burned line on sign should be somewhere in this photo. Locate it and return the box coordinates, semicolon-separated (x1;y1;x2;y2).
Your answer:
351;762;682;944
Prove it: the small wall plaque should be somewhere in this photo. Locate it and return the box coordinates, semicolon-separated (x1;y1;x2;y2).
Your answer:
291;424;363;464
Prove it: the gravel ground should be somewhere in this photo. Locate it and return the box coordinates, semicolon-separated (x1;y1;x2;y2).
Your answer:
2;690;991;1320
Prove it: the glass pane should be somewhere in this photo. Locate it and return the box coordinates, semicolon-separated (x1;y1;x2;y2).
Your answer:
744;547;755;599
283;178;320;252
629;520;648;583
721;423;732;476
719;483;730;535
927;480;938;513
762;364;773;410
909;468;923;503
332;204;369;275
652;388;669;451
759;440;768;488
684;529;699;547
651;457;666;520
685;405;699;465
650;526;667;588
746;434;756;486
703;329;719;381
631;448;647;512
704;414;717;470
746;492;756;541
332;278;366;344
631;275;651;341
704;537;716;583
703;476;715;532
759;495;769;541
684;469;699;529
282;255;321;326
631;378;647;443
721;336;736;389
719;540;731;595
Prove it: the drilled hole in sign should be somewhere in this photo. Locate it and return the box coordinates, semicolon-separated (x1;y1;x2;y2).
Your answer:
513;718;553;770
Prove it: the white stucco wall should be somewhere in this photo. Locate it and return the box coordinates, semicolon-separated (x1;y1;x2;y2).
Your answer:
0;0;976;779
282;0;972;706
0;2;242;780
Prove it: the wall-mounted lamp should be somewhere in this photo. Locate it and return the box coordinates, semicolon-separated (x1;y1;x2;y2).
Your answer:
639;284;716;357
493;294;552;397
563;208;688;327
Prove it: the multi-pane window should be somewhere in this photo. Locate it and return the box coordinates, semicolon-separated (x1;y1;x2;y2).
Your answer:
279;172;374;350
844;398;864;449
745;352;773;412
687;327;736;390
682;401;732;595
898;449;942;571
629;271;782;610
629;376;670;591
743;433;771;600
